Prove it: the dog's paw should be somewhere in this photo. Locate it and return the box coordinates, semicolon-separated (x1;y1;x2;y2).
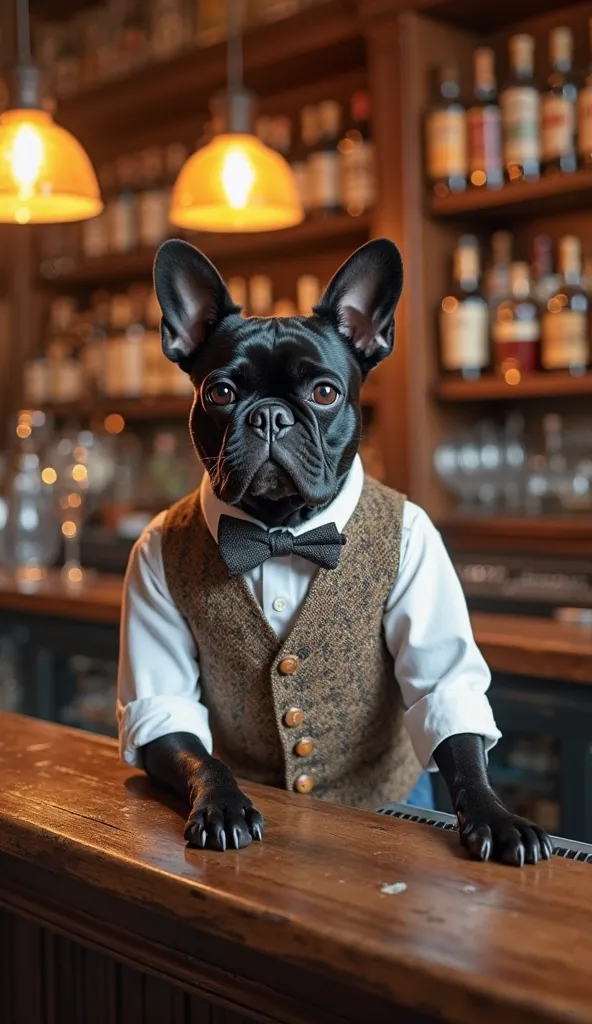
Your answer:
458;804;553;866
184;783;264;851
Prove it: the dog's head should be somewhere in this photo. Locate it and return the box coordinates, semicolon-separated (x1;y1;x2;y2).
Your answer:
154;238;403;525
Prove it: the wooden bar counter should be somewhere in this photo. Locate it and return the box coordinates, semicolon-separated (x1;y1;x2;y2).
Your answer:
1;569;592;684
1;711;592;1024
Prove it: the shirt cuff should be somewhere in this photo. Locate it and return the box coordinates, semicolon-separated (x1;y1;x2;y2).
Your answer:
117;695;213;767
403;684;501;772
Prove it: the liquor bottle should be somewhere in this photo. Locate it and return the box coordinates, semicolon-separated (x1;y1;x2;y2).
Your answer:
542;236;589;374
308;101;342;216
109;156;139;254
425;64;467;197
500;34;540;181
272;116;292;158
137;147;169;249
143;289;165;397
579;20;592;166
492;261;540;378
467;48;503;189
273;299;298;316
293;107;317;217
83;291;110;397
104;294;133;399
339;90;376;215
297;275;321;315
439;236;489;378
531;235;560;307
47;297;80;403
484;230;512;309
249;276;273;316
151;0;187;61
541;27;577;174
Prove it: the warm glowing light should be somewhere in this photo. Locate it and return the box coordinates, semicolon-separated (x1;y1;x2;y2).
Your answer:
470;170;487;187
26;567;43;582
221;147;255;209
73;445;87;462
41;467;57;485
504;368;522;386
104;413;125;434
547;297;563;313
170;134;302;233
72;464;88;482
67;566;83;584
16;423;31;439
62;521;77;538
441;296;459;314
68;493;82;508
0;109;103;224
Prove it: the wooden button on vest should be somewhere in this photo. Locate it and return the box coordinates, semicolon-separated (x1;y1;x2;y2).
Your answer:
284;707;304;728
294;774;315;794
278;655;299;675
294;737;314;757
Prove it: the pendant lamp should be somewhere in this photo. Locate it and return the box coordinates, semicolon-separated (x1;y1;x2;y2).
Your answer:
169;0;303;233
0;0;102;224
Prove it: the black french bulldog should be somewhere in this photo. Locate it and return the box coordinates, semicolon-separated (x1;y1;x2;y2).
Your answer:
143;237;552;867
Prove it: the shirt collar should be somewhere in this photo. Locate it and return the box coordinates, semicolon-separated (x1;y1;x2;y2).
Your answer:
200;454;364;543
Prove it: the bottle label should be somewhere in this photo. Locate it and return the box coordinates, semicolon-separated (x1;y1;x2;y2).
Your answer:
308;152;341;209
426;109;467;180
467;106;503;178
440;300;489;370
138;191;169;248
578;86;592;155
542;311;588;368
341;141;376;212
501;87;540;163
493;320;540;343
542;94;575;161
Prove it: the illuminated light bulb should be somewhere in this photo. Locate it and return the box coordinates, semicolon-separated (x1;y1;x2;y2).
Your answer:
62;521;77;538
72;463;88;482
41;467;57;485
67;566;83;584
221;146;255;209
504;368;521;386
68;493;82;508
9;122;44;199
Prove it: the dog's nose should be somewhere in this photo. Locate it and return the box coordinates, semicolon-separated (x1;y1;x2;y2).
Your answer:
248;403;295;441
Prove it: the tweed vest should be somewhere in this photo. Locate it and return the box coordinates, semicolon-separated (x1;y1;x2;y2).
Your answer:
161;476;421;810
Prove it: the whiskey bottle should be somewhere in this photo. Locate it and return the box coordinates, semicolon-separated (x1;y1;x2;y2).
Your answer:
493;261;540;378
500;34;540;181
249;275;273;316
578;19;592;166
308;101;342;216
467;48;503;189
542;236;589;374
439;236;489;378
339;90;376;215
425;64;467;197
541;27;577;175
484;230;512;309
531;235;560;308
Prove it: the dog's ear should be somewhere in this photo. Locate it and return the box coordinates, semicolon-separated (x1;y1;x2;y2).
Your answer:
314;238;403;374
153;239;240;371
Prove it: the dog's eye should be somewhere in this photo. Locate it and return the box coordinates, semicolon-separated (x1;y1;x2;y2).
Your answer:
312;384;339;406
207;383;236;407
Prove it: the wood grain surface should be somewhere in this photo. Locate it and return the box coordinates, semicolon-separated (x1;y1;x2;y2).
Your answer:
2;570;592;684
1;712;592;1024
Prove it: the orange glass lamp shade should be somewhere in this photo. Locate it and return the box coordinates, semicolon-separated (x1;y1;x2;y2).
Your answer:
169;133;303;233
0;108;103;224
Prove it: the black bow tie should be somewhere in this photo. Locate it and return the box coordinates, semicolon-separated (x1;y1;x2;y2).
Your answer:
217;514;346;577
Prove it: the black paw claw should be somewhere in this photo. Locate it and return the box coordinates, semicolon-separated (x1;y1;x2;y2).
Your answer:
219;831;227;852
200;829;207;848
232;828;240;850
253;825;262;842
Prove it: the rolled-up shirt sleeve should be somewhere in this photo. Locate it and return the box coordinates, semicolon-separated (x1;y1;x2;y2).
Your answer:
384;503;501;771
116;512;212;767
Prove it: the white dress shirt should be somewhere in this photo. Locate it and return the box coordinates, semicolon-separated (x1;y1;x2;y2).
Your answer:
117;455;500;775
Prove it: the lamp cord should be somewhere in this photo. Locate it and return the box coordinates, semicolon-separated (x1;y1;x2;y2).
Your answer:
226;0;243;99
16;0;32;63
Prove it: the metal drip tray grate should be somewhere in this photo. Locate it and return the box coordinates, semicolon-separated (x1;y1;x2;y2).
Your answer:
376;802;592;863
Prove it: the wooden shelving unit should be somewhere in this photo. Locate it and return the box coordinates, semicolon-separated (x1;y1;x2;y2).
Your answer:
429;168;592;221
440;515;592;557
435;372;592;402
37;213;371;288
